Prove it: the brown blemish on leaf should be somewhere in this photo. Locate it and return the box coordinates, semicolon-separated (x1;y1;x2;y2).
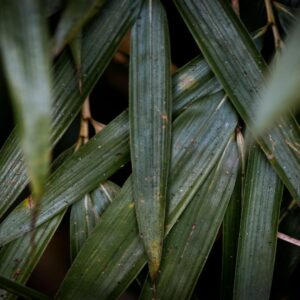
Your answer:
161;114;169;122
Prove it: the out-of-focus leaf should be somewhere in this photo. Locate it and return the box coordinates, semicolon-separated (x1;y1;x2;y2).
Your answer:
130;0;172;279
221;173;242;300
53;0;107;55
174;0;300;201
234;144;283;299
0;0;52;201
0;275;50;300
0;0;142;219
0;54;222;246
70;181;120;260
56;92;238;300
140;137;239;299
254;18;300;133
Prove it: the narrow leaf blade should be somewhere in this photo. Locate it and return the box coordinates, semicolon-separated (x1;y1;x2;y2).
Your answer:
234;144;283;299
70;181;120;260
0;275;49;300
130;0;172;279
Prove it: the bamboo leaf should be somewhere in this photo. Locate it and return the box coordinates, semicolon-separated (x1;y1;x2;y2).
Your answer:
130;0;172;279
173;0;300;201
0;214;64;300
254;18;300;133
0;146;73;300
0;0;142;219
140;136;239;299
55;92;238;300
0;54;221;246
0;275;50;300
221;172;242;300
53;0;107;55
233;144;283;299
0;112;130;246
0;0;52;202
70;181;120;260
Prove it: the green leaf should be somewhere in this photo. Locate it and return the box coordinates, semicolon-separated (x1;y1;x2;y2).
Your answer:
221;173;242;300
173;0;300;201
0;111;130;246
70;181;120;260
129;0;172;279
0;0;52;201
0;54;221;246
254;18;300;133
55;92;238;300
0;0;142;219
234;144;283;299
0;146;73;300
53;0;107;55
0;275;50;300
0;214;64;300
140;136;239;299
172;55;221;118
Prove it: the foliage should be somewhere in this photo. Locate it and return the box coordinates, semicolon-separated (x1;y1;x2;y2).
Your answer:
0;0;300;299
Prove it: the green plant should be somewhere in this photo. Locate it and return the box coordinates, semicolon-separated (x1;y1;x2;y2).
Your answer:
0;0;300;299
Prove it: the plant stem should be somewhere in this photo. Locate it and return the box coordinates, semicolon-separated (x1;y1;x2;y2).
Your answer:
265;0;284;50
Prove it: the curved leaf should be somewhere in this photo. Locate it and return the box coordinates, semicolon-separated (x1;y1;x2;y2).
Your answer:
130;0;172;279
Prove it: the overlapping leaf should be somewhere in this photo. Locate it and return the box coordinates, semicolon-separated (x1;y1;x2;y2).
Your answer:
56;92;238;300
0;0;142;219
140;136;239;299
0;54;221;246
174;0;300;200
70;181;120;260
